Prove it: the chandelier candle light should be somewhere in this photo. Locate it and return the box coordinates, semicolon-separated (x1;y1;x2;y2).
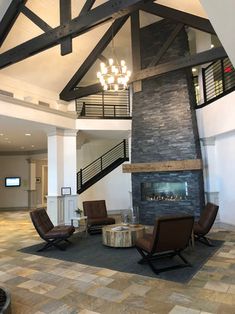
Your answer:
97;33;131;91
97;59;131;91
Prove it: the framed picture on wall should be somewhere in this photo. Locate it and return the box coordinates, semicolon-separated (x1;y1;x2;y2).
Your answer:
61;187;71;196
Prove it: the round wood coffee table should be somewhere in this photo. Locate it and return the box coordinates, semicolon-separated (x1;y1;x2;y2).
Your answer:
102;224;145;248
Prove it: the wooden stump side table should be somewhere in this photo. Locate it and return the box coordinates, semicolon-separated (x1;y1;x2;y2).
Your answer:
102;224;145;248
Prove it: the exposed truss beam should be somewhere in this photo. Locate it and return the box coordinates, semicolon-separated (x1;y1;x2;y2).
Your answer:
98;55;108;63
131;11;141;73
0;0;28;47
60;0;72;55
141;2;216;34
131;47;227;82
148;23;184;67
60;16;129;101
0;0;152;69
21;5;52;32
79;0;96;16
131;10;142;92
69;83;102;99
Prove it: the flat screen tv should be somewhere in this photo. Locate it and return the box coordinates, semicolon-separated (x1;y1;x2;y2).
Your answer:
5;177;21;187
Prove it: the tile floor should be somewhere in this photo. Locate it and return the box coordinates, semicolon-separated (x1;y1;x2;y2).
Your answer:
0;211;235;313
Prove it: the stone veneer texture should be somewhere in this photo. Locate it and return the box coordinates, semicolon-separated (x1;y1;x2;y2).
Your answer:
131;20;204;224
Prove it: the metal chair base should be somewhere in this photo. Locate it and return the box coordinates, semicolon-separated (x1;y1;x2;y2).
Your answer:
136;247;192;275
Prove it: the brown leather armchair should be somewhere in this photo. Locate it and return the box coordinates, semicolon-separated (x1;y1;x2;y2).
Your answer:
135;215;194;274
30;208;75;251
194;202;219;246
83;200;115;234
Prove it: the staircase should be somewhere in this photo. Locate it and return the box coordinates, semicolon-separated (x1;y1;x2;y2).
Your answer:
77;139;129;194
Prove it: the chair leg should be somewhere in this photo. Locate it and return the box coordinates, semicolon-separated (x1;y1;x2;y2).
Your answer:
177;251;192;267
38;239;67;252
195;235;214;247
37;241;53;252
136;247;192;275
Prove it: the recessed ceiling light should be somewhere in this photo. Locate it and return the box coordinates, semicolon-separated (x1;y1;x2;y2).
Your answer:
0;133;3;136
211;44;214;48
20;146;25;149
7;141;11;144
192;68;197;73
25;133;31;136
31;145;35;148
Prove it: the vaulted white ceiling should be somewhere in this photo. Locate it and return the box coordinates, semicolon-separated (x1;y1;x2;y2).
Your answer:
0;0;207;93
0;0;207;153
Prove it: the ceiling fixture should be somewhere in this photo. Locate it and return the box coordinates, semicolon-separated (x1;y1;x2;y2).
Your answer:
25;133;31;136
97;28;131;92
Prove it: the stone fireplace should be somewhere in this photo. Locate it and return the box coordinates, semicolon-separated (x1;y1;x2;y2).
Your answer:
125;19;205;225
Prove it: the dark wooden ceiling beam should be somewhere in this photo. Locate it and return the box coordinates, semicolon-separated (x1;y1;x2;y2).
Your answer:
141;2;216;34
131;11;141;73
79;0;96;16
21;5;52;32
131;10;142;92
60;0;72;55
60;16;129;101
0;0;28;47
0;0;152;69
148;23;184;67
69;83;102;99
131;47;227;82
98;55;108;63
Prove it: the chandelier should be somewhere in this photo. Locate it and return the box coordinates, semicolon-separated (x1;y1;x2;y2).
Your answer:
97;33;131;91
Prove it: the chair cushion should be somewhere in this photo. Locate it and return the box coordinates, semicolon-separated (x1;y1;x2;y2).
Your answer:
88;217;115;226
44;225;75;239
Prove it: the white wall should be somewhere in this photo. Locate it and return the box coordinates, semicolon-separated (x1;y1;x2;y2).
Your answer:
77;139;131;212
200;0;235;68
0;73;71;111
77;139;119;168
0;155;29;208
197;92;235;225
78;165;131;212
196;91;235;138
215;133;235;225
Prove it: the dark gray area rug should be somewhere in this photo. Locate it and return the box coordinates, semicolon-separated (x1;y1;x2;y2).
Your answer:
20;234;223;283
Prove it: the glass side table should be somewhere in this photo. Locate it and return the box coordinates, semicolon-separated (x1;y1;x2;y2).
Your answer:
71;216;88;238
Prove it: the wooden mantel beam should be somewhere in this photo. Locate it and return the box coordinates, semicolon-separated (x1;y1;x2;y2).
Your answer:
122;159;203;173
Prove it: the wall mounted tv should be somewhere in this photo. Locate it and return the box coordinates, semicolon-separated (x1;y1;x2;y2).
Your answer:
5;177;21;187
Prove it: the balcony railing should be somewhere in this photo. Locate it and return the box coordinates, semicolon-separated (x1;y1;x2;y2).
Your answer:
197;57;235;107
76;90;131;119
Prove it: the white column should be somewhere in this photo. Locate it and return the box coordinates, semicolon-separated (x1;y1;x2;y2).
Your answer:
195;30;212;104
201;138;219;210
27;158;36;209
47;128;77;225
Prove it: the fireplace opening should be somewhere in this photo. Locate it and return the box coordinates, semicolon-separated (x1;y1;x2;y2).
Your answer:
141;182;188;201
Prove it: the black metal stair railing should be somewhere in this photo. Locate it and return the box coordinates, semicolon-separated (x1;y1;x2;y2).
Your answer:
199;57;235;107
77;139;129;193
